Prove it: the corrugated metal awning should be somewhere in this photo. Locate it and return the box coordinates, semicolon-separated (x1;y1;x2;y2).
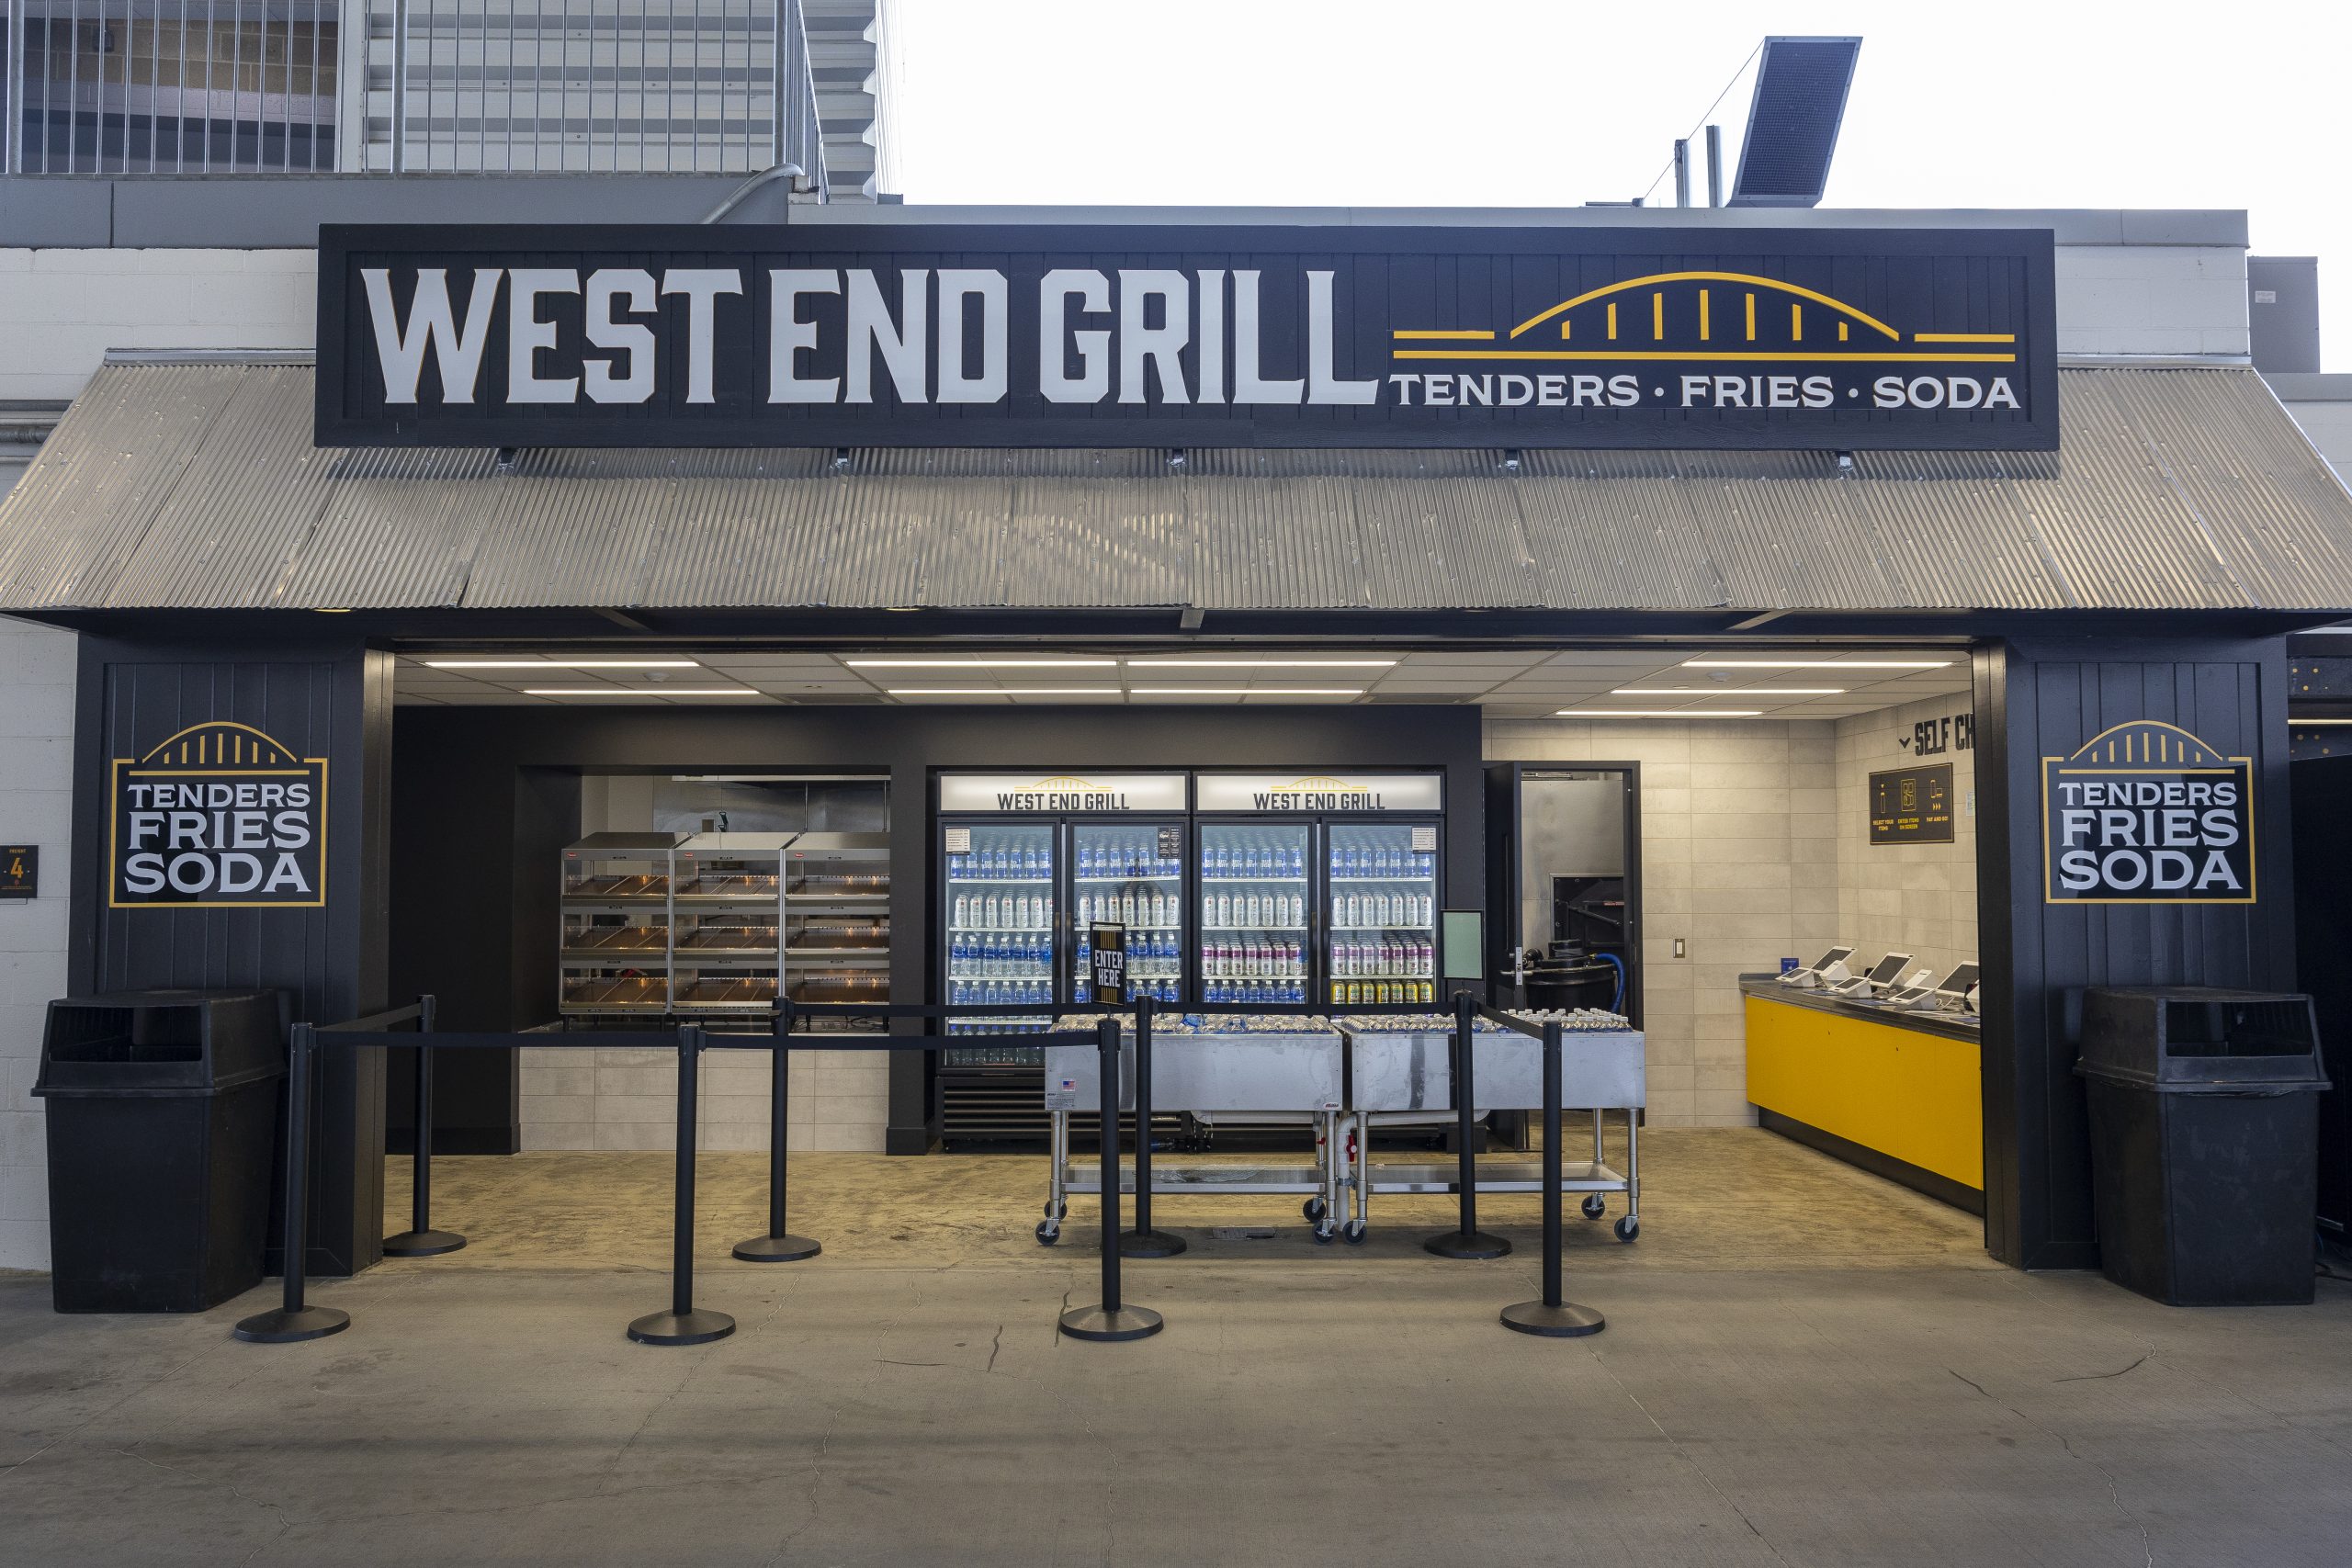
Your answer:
5;362;2351;615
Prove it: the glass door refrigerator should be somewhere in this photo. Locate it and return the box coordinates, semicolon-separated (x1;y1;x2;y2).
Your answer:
1195;820;1313;1007
934;773;1193;1146
1194;772;1446;1011
1324;819;1442;1009
1070;821;1186;1006
941;819;1059;1041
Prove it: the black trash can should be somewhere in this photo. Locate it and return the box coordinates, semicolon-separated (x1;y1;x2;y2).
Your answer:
2077;987;2331;1306
32;991;284;1313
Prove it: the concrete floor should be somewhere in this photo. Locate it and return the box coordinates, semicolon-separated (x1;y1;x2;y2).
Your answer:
3;1129;2349;1567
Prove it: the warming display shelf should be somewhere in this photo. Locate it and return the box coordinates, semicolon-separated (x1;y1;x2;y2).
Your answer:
560;832;684;1016
560;830;893;1022
673;835;791;1015
786;833;893;1028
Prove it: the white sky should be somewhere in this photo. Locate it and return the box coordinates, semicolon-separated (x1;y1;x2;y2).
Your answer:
890;0;2348;368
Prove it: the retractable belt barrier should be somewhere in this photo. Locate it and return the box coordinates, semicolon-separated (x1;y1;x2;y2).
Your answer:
232;992;1603;1348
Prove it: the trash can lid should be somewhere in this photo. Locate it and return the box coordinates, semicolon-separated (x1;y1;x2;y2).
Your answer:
2076;987;2331;1093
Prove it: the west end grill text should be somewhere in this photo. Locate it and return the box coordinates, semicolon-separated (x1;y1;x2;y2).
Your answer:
355;266;2025;418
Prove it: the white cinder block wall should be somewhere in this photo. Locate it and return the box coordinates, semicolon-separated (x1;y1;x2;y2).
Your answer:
0;616;74;1270
0;250;315;400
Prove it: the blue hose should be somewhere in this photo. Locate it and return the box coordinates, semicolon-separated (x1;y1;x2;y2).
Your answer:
1593;951;1626;1013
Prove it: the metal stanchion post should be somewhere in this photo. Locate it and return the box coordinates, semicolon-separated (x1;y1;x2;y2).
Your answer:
235;1024;351;1343
1425;990;1510;1259
630;1026;737;1345
384;995;465;1257
1121;995;1184;1258
1502;1021;1605;1337
735;1005;820;1262
1060;1017;1163;1340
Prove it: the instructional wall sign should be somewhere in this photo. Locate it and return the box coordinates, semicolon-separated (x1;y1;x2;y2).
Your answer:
110;722;329;908
317;223;2058;451
2042;721;2253;904
1870;763;1954;844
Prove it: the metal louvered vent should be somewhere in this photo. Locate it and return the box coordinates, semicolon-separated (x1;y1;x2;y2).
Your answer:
5;0;340;173
1728;36;1860;209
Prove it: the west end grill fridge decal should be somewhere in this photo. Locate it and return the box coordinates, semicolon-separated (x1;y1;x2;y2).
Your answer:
109;722;329;908
2041;722;2254;904
314;223;2059;450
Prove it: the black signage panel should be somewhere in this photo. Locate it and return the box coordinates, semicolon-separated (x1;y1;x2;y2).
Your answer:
111;721;329;908
1869;763;1954;844
316;223;2058;451
1090;923;1127;998
0;845;33;898
2042;722;2254;904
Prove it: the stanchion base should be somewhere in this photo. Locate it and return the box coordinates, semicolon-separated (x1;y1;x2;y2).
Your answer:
382;1229;468;1258
627;1308;737;1346
1424;1230;1513;1259
1058;1303;1164;1341
233;1304;350;1344
731;1233;822;1263
1500;1300;1607;1337
1118;1229;1188;1258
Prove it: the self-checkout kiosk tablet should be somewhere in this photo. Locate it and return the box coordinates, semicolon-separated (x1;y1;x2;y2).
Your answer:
1781;944;1854;987
1834;952;1912;996
1934;962;1981;1010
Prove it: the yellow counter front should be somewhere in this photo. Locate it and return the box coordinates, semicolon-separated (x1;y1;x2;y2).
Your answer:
1742;980;1984;1213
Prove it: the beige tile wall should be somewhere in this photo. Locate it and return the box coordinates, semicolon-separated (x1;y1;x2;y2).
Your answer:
1486;704;1979;1129
1833;697;1980;984
1483;717;1842;1128
520;1045;890;1153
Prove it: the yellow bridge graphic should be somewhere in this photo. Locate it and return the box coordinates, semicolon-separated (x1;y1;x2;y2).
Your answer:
2059;721;2232;769
134;721;304;768
1392;271;2017;366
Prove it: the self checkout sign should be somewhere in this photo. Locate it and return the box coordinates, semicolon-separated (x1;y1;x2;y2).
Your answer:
1091;922;1127;997
111;722;329;908
2043;721;2253;904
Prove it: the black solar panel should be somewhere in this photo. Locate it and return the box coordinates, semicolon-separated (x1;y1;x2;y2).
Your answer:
1729;37;1861;209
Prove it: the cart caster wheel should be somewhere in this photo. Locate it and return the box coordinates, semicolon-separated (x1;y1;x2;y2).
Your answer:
1342;1221;1367;1246
1035;1222;1059;1246
1312;1225;1336;1247
1303;1197;1327;1223
1582;1195;1607;1220
1614;1216;1640;1243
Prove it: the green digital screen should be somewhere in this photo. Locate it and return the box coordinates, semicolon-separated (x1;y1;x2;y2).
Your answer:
1440;909;1485;981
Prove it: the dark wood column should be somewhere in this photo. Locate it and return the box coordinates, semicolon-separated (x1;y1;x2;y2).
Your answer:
1973;634;2295;1269
70;637;395;1277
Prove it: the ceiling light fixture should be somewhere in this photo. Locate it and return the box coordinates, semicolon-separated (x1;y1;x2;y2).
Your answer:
428;659;702;670
1123;658;1398;669
886;687;1124;696
846;658;1117;669
1132;687;1366;696
523;687;761;696
1679;658;1954;670
1613;686;1847;695
1558;708;1764;718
